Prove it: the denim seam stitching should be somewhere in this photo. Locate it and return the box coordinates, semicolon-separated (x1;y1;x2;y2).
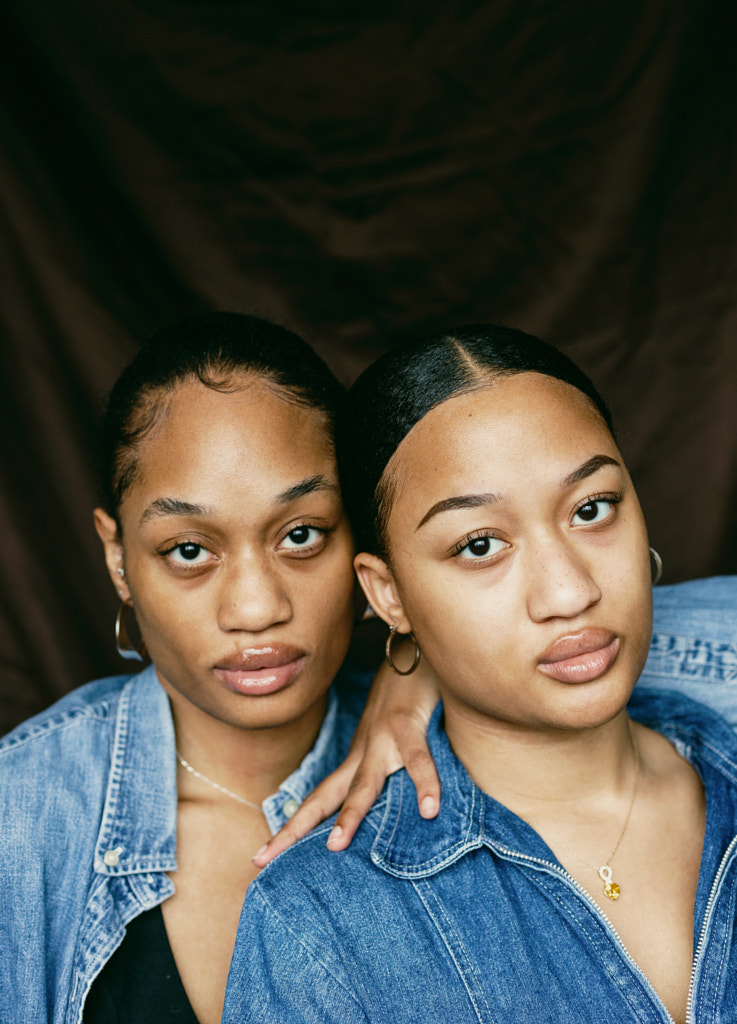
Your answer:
93;682;133;871
534;873;663;1019
251;884;368;1015
0;703;114;755
413;878;495;1023
373;778;483;876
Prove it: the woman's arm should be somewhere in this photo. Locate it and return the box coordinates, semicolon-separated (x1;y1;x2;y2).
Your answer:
252;654;440;867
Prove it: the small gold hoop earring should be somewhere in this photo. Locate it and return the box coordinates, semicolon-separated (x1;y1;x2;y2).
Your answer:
650;547;663;586
385;625;421;676
115;602;147;662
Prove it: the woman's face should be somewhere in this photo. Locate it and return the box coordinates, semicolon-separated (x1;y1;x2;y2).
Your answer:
96;378;356;732
358;372;653;736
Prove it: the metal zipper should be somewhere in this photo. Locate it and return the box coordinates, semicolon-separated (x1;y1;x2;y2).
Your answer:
683;832;737;1023
490;842;677;1022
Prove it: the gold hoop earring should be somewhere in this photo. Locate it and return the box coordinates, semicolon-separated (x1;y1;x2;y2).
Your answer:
115;602;147;662
649;547;663;586
385;625;421;676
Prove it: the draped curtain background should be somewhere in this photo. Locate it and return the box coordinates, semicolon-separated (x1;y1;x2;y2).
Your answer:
1;0;736;733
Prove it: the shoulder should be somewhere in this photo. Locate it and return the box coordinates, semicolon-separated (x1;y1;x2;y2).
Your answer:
230;797;391;1007
652;576;737;637
0;672;138;765
251;795;387;921
644;576;737;725
651;577;737;655
630;688;737;783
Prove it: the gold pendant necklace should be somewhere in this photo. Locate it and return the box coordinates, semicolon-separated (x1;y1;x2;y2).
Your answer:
567;719;640;901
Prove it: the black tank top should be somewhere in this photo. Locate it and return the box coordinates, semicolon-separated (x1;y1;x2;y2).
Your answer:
83;903;200;1023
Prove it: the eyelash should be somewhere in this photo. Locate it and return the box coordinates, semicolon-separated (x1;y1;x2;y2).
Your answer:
278;523;333;556
571;491;622;525
160;540;215;571
451;491;623;565
451;531;507;562
158;522;334;571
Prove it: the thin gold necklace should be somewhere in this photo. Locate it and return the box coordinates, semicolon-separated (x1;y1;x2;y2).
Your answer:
175;750;263;812
563;719;640;902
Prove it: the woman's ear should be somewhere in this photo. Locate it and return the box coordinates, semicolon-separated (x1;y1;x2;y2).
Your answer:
353;552;411;634
93;508;131;603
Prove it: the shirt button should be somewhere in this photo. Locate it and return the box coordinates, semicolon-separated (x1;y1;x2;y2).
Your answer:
103;847;122;867
282;798;300;819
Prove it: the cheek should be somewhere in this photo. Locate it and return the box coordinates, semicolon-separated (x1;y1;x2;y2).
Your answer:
398;567;515;673
293;547;356;642
134;598;208;662
126;561;212;653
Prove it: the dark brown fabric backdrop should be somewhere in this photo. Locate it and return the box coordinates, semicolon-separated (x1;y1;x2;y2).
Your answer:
1;0;736;733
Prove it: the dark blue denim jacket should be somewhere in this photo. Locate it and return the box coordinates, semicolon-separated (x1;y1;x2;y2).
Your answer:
224;688;737;1023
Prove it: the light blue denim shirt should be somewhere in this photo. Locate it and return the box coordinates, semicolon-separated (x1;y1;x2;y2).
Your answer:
224;688;737;1024
648;576;737;722
0;663;362;1024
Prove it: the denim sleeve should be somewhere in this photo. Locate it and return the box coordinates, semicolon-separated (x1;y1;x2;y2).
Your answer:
642;577;737;726
223;885;369;1024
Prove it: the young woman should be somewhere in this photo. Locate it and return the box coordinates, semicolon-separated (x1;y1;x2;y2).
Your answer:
224;324;737;1023
0;312;441;1024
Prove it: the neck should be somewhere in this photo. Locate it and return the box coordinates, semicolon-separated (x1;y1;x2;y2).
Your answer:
158;674;328;802
443;701;637;817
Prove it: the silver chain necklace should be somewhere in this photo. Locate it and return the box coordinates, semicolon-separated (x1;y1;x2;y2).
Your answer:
175;750;263;812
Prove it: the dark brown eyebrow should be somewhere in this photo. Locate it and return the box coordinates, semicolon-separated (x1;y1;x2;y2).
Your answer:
562;455;620;488
140;476;339;526
140;497;213;524
415;455;621;532
416;493;500;531
275;475;340;505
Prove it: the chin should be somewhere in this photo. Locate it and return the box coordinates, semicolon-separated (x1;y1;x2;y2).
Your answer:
548;683;632;732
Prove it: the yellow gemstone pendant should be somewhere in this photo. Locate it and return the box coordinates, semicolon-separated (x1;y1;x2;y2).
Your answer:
598;865;621;901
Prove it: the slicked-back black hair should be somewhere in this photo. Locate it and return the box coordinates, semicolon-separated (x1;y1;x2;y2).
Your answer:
337;323;613;556
100;311;344;523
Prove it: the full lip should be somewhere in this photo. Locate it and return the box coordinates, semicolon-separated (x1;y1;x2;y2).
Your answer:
213;643;308;696
537;628;620;684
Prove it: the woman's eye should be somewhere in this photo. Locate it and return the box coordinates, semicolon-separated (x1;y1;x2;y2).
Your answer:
456;535;506;560
166;542;212;566
280;525;325;551
572;498;618;526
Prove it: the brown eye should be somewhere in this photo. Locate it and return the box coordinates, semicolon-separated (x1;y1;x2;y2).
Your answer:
571;497;620;526
163;542;213;567
279;525;327;552
456;534;506;560
179;543;202;560
576;503;599;522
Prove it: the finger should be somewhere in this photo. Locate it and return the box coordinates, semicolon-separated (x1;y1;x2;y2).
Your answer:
325;762;389;851
402;745;441;818
252;765;355;867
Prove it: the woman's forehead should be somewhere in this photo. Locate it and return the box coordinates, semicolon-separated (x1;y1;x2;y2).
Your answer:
386;374;618;508
126;381;337;506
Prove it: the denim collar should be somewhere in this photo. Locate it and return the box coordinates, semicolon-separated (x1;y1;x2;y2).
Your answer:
371;689;737;880
93;664;349;878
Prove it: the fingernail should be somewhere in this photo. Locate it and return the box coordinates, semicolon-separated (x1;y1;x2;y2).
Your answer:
252;844;268;863
420;796;438;818
326;825;343;849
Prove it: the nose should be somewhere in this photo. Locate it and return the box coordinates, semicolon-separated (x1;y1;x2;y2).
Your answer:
525;536;601;623
217;554;293;634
